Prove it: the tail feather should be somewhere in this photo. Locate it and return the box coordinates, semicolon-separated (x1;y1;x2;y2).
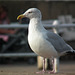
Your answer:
66;44;75;54
66;50;75;55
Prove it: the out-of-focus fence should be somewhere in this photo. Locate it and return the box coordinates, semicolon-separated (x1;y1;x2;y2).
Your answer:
0;23;75;57
0;23;75;29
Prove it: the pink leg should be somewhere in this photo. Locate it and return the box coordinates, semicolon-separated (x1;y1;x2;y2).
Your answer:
36;57;46;74
42;58;45;72
48;58;56;74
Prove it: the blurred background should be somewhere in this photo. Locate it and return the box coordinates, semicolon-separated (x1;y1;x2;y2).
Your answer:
0;0;75;70
0;1;75;22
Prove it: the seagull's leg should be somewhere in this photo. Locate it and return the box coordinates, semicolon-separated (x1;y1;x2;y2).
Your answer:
42;57;46;72
48;58;59;74
51;58;56;73
36;57;46;74
48;58;56;74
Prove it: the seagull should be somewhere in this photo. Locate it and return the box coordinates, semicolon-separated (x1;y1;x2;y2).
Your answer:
17;8;75;74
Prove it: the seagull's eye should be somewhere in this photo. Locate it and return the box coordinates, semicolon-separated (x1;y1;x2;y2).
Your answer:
28;12;32;13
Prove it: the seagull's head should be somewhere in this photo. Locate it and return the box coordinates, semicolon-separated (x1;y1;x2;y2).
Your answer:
17;8;42;20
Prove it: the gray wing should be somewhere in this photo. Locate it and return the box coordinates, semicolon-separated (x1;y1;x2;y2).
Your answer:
46;31;72;53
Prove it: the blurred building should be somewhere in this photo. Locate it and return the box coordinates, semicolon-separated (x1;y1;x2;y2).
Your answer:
0;1;75;22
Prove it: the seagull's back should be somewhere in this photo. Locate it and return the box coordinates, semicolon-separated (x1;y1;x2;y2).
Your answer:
46;31;73;54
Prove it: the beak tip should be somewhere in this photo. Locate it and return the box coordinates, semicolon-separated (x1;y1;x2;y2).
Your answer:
17;14;24;20
17;16;21;20
17;17;19;20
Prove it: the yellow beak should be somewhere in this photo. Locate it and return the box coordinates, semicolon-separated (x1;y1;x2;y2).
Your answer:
17;14;25;20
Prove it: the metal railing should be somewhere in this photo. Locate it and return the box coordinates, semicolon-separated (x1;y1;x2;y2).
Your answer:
0;23;75;57
0;23;75;29
0;53;37;57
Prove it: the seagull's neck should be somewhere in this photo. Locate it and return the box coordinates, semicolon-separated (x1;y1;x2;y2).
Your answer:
30;17;40;23
29;18;46;33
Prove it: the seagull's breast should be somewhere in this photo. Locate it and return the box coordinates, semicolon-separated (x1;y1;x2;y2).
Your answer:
28;30;58;58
